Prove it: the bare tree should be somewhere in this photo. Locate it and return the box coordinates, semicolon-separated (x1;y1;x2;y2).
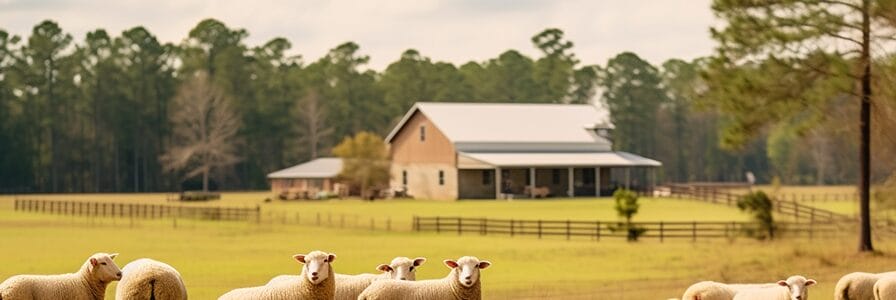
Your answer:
160;71;241;192
295;89;333;159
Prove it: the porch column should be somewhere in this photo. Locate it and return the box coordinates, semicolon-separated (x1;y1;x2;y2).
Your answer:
567;167;574;197
595;167;601;197
529;168;536;197
625;167;631;189
495;167;502;199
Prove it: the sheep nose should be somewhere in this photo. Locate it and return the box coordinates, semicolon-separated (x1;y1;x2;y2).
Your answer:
116;272;122;277
795;297;801;300
312;272;318;276
400;277;407;280
465;276;471;280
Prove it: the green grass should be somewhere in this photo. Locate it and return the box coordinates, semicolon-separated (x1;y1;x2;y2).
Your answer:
2;192;896;299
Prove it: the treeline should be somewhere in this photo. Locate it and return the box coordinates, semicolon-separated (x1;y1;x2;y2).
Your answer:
0;18;879;193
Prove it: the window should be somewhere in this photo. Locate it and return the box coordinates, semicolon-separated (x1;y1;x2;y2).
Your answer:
438;170;444;185
402;170;408;185
525;171;531;185
420;125;426;141
482;170;491;185
552;169;561;185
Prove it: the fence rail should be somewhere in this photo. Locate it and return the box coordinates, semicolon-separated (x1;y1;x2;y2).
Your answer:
14;199;260;221
665;184;852;223
412;216;842;241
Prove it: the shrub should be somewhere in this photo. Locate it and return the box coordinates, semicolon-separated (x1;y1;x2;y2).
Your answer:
737;191;776;240
180;191;221;201
613;188;645;241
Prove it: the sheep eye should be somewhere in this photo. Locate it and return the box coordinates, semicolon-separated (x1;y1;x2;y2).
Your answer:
409;267;415;271
100;262;107;265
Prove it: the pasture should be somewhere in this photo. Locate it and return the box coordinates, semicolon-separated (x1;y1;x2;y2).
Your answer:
1;191;895;299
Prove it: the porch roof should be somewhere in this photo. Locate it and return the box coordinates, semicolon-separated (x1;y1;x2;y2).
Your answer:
458;151;662;168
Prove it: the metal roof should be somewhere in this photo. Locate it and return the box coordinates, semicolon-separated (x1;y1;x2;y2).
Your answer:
384;102;613;147
458;152;662;168
266;157;343;179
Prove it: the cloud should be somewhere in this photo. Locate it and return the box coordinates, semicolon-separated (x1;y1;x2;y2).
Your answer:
0;0;715;70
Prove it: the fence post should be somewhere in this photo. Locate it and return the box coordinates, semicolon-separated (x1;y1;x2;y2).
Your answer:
692;221;697;242
596;221;601;241
457;218;462;235
538;220;543;239
510;219;515;237
566;220;571;240
436;216;441;234
480;218;486;235
660;221;664;243
14;199;18;211
413;216;419;231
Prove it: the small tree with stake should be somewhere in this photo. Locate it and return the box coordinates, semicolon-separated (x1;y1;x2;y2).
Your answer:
737;191;776;240
613;188;645;241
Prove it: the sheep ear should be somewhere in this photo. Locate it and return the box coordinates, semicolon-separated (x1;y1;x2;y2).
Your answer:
478;261;491;269
777;280;788;287
806;279;817;286
377;264;393;272
413;257;426;267
109;253;118;259
444;260;458;268
293;254;307;264
90;258;98;266
328;254;337;263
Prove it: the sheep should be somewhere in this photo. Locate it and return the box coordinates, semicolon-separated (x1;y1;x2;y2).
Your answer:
357;256;491;300
682;281;778;300
874;276;896;300
523;186;550;198
115;258;187;300
0;252;122;300
267;256;426;300
836;272;896;300
732;275;817;300
218;251;336;300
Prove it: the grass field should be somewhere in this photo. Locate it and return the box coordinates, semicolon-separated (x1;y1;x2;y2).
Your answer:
1;191;896;299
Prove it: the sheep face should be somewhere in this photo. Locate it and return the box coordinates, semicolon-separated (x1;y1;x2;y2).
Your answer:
294;251;336;285
89;252;122;282
377;257;426;281
777;275;816;300
444;256;491;288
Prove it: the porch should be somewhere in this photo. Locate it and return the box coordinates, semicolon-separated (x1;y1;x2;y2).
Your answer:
456;152;661;199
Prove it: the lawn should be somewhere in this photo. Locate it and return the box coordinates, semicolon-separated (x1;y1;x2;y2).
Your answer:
1;193;896;299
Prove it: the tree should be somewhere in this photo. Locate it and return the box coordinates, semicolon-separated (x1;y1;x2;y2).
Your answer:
709;0;894;251
600;52;667;158
613;188;644;241
331;131;390;200
294;89;333;160
160;72;241;192
737;191;776;240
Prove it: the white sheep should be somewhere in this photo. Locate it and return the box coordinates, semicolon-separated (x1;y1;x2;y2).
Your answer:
267;256;426;300
873;276;896;300
0;252;122;300
682;281;778;300
836;272;896;300
357;256;491;300
115;258;187;300
218;251;336;300
732;275;817;300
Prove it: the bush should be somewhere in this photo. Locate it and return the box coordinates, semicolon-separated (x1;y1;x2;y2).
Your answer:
737;191;776;240
613;188;645;241
180;191;221;201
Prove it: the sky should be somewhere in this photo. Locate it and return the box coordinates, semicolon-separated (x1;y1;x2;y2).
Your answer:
0;0;718;70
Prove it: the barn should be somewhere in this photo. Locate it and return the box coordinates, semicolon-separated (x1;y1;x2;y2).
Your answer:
385;102;661;200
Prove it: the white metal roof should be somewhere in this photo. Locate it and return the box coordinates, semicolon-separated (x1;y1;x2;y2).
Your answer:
384;102;613;146
267;157;343;179
457;152;662;168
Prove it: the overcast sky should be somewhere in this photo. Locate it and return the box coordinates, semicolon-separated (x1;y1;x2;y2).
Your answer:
0;0;718;70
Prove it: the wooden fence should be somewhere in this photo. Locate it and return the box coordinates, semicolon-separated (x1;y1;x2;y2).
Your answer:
665;185;851;223
412;216;842;241
14;199;260;221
